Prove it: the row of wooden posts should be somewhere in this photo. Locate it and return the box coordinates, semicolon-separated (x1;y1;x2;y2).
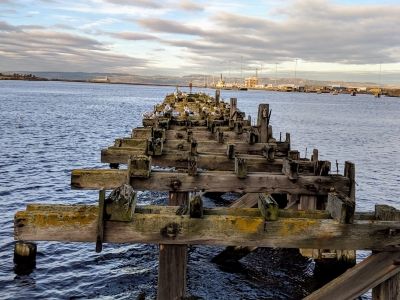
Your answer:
14;90;400;299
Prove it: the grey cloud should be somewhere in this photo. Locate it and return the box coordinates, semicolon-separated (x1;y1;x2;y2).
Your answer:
112;31;159;40
179;0;204;12
0;22;149;72
104;0;163;8
138;18;204;35
0;20;18;31
152;0;400;67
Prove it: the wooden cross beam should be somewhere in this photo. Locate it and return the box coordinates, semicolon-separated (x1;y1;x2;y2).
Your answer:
15;204;400;250
71;169;350;195
107;139;289;156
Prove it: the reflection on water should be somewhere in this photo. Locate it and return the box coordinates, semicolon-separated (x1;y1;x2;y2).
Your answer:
0;81;399;299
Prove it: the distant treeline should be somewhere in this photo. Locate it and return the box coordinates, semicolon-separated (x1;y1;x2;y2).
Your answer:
0;73;48;81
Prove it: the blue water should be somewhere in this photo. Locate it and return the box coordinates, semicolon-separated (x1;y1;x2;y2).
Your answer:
0;81;399;299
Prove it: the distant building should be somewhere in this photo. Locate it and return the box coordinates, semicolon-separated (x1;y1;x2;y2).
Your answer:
245;77;258;88
90;76;110;83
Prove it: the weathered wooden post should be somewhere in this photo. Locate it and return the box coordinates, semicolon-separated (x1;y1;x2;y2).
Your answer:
235;156;248;178
215;89;220;104
227;144;235;159
229;97;237;119
14;241;37;275
372;205;400;300
257;104;269;143
157;191;189;300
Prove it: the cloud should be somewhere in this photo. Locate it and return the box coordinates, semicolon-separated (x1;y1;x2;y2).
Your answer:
179;0;204;12
137;18;204;35
111;31;159;41
103;0;163;9
0;21;149;72
142;0;400;70
0;20;19;31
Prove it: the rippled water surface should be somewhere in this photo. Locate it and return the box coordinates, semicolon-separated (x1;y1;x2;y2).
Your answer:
0;81;399;299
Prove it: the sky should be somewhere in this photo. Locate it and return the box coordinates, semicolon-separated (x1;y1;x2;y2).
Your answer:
0;0;400;84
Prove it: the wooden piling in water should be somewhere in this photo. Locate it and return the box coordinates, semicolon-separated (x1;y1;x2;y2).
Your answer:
157;191;189;300
14;241;37;275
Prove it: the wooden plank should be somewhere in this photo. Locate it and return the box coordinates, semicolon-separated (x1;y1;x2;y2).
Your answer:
14;207;400;250
131;127;152;139
71;169;351;195
102;142;289;160
305;251;400;300
23;204;371;220
114;138;147;148
165;129;245;142
229;193;258;208
102;149;301;172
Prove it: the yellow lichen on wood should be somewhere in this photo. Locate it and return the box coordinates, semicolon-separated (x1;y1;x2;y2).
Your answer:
230;216;264;233
15;210;96;228
278;218;318;236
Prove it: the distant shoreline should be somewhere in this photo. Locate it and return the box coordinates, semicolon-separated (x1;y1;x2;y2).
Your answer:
1;76;399;97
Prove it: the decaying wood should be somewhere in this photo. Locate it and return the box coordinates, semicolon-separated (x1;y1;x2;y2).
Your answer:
106;140;289;156
282;158;299;181
305;251;400;300
96;189;106;253
257;104;269;143
102;150;304;172
71;169;350;195
344;161;355;201
327;192;355;224
229;193;258;208
14;205;400;250
157;191;189;300
127;155;151;178
372;205;400;300
189;195;203;218
105;184;137;222
258;193;278;221
235;157;248;178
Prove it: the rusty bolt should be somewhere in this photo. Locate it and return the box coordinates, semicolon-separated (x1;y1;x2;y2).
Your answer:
170;179;182;190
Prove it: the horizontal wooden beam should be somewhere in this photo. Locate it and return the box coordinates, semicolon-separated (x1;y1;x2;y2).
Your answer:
15;204;400;250
111;139;289;155
71;169;350;195
101;149;297;172
23;204;375;220
305;251;400;300
165;129;245;142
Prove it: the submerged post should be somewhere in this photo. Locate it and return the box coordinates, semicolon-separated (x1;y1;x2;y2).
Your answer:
14;241;37;275
157;191;189;300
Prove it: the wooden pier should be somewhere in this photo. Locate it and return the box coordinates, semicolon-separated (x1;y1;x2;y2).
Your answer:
14;90;400;299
